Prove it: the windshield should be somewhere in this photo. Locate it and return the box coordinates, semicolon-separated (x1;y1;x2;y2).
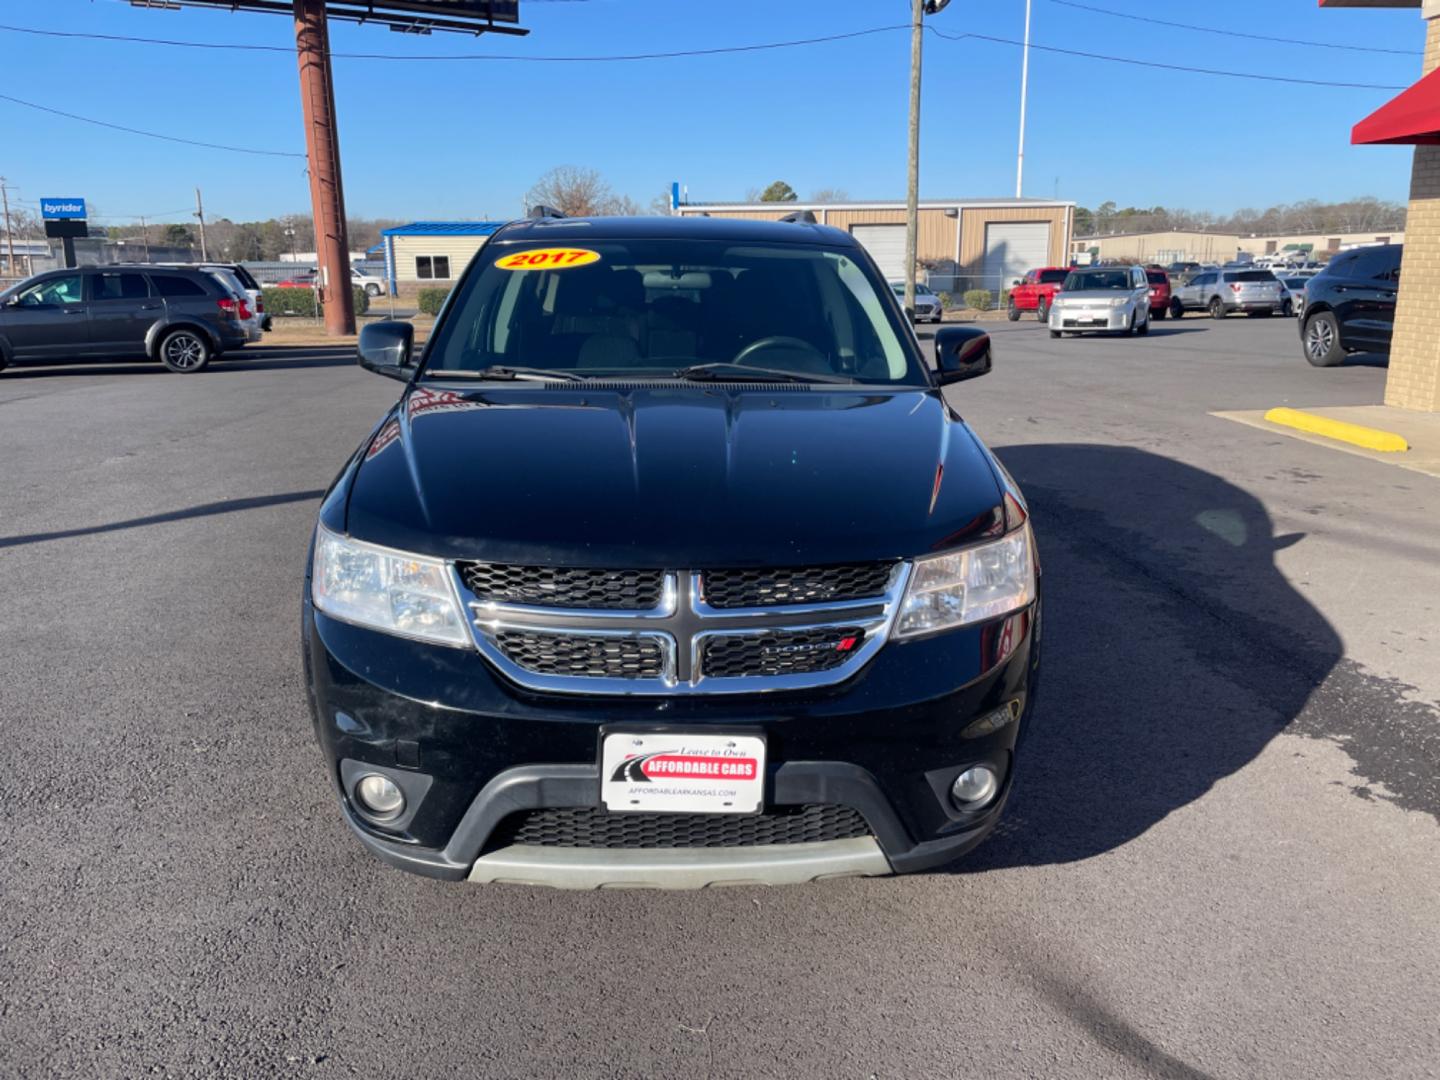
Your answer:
1062;270;1131;291
424;238;920;384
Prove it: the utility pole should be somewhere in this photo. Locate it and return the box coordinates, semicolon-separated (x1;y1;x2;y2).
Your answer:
904;0;924;318
139;215;151;263
1015;0;1032;198
194;187;208;261
294;0;355;336
0;177;14;277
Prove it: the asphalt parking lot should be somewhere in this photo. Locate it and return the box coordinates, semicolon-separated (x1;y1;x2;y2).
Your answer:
2;319;1437;1078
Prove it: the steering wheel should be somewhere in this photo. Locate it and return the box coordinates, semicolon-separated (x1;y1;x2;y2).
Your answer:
731;335;825;368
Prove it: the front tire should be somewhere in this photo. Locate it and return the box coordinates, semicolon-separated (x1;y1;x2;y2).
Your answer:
158;328;212;373
1170;299;1185;319
1136;310;1150;335
365;283;381;297
1049;329;1061;339
1209;297;1227;319
1281;300;1293;318
1007;298;1021;322
1036;298;1049;322
1302;311;1345;367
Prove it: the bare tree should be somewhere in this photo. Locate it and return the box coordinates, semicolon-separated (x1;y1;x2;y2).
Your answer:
809;187;850;203
526;166;619;217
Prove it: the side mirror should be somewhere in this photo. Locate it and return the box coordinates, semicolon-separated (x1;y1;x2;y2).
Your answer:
933;326;992;385
1011;278;1022;287
357;320;415;382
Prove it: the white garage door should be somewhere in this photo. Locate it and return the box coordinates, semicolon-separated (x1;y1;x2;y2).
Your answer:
851;225;908;281
981;222;1052;287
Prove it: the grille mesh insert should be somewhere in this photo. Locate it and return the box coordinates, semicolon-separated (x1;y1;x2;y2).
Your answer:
458;563;665;610
701;626;865;678
493;631;665;679
488;804;870;849
702;563;895;609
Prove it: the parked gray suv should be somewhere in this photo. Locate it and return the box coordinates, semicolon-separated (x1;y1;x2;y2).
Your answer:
1169;268;1284;319
0;265;248;374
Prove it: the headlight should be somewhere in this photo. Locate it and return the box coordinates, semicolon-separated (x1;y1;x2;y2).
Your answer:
895;527;1035;639
311;526;469;646
1110;297;1129;308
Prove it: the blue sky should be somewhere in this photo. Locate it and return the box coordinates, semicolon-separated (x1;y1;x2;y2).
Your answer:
0;0;1423;226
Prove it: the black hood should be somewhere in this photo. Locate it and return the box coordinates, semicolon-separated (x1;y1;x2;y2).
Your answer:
344;384;1005;567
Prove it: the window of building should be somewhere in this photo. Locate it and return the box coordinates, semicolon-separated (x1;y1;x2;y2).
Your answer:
416;255;451;280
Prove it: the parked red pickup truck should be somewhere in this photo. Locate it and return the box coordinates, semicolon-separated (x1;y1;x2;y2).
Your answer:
1008;267;1070;321
1145;267;1172;320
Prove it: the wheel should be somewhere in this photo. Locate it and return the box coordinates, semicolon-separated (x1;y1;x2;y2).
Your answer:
1049;330;1061;339
1151;305;1166;320
365;283;381;297
1036;298;1049;322
1170;299;1185;319
1209;297;1226;319
1136;310;1150;335
1302;311;1345;367
158;328;212;373
1281;300;1293;318
1007;298;1021;322
1126;310;1138;336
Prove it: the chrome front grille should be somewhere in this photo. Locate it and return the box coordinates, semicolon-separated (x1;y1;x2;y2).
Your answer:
700;564;896;609
457;563;666;610
454;562;907;695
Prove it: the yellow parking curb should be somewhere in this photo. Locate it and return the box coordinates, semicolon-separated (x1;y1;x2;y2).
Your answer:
1263;408;1409;453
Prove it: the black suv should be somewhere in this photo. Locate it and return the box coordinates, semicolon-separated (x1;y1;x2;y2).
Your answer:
0;265;247;374
1299;244;1402;367
303;214;1042;889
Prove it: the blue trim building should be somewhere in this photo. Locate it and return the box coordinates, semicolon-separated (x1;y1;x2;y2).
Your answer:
380;221;505;296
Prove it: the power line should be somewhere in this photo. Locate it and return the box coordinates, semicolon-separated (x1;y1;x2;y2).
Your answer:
928;26;1407;90
0;21;910;61
0;92;305;156
1047;0;1422;57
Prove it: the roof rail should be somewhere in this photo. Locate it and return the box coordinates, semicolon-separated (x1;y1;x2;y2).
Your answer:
527;205;567;220
778;210;818;224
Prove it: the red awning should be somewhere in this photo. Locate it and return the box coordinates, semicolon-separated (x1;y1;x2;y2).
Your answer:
1354;65;1440;145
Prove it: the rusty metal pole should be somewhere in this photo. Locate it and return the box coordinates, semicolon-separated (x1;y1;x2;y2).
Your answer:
293;0;354;336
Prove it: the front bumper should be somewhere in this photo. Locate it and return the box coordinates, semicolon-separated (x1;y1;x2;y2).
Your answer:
303;597;1039;888
1051;306;1128;331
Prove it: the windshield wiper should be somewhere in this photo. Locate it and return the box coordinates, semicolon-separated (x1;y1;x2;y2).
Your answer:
427;366;584;382
672;362;852;385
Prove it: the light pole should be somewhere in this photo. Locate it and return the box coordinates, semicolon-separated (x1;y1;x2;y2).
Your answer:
904;0;950;319
1015;0;1033;198
284;227;297;264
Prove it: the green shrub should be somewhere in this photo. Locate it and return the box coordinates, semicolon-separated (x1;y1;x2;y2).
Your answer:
962;288;993;311
418;287;450;316
938;291;953;310
260;284;369;318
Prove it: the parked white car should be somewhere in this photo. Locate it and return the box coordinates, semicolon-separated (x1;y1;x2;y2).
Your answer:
204;267;263;343
1048;265;1152;337
351;267;386;297
889;281;942;323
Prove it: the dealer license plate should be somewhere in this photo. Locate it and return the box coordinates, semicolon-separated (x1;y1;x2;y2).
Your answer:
600;732;765;814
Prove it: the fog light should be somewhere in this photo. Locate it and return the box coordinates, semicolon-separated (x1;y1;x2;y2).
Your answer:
355;773;405;818
950;765;999;809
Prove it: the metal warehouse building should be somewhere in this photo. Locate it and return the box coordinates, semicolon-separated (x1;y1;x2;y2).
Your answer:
675;197;1075;294
381;221;504;293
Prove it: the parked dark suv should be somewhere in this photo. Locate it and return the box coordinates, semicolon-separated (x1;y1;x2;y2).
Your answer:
303;213;1042;889
0;265;247;374
1299;244;1401;367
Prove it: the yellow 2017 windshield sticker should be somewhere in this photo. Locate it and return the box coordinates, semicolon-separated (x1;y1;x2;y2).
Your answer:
495;248;601;271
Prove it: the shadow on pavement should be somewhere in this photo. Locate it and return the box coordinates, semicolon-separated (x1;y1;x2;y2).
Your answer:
0;346;355;379
966;443;1342;869
0;489;325;549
